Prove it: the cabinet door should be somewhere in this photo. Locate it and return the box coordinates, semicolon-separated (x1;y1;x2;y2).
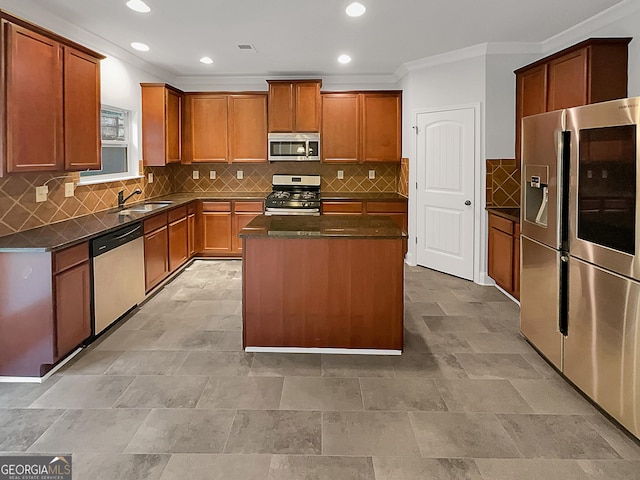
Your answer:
202;212;232;253
295;81;321;132
515;65;547;161
268;82;294;132
228;95;268;163
488;226;514;292
513;225;521;300
190;95;228;162
187;213;196;257
361;93;401;162
166;88;182;163
321;93;360;163
5;23;63;173
55;261;90;359
64;47;101;170
144;226;169;291
547;49;588;111
168;217;188;272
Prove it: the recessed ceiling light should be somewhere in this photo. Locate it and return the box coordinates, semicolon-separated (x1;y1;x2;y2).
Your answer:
338;54;352;64
200;56;214;65
131;42;150;52
126;0;150;13
345;2;366;17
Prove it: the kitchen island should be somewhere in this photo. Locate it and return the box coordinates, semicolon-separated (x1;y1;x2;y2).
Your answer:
239;215;405;354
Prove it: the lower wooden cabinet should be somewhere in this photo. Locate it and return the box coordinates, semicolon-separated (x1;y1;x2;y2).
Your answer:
187;210;196;257
487;212;520;299
168;206;188;271
199;200;264;255
144;213;169;292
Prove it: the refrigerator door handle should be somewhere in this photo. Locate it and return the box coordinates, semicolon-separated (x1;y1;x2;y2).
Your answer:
559;254;569;336
535;185;549;225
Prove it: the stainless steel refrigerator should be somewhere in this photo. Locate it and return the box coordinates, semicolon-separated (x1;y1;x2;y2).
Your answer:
521;97;640;440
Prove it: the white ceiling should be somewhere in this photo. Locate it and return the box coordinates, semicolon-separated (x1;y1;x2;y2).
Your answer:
0;0;627;78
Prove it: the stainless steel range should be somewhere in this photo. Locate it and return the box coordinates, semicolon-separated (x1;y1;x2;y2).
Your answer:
265;174;321;216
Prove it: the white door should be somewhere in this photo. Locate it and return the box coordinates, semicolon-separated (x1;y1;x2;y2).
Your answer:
416;107;475;280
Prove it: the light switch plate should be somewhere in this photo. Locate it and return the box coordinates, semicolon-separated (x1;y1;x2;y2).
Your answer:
209;170;217;180
237;170;243;180
36;185;48;203
64;182;75;197
368;170;376;179
337;170;344;180
148;172;154;183
192;170;200;180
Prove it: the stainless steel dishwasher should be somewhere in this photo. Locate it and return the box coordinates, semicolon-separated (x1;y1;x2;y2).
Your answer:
91;222;146;335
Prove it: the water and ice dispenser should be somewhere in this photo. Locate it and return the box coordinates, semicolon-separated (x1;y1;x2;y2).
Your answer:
524;165;549;227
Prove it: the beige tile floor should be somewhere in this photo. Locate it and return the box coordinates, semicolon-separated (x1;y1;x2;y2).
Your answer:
1;259;640;479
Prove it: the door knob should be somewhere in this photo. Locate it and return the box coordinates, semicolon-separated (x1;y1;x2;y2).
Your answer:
465;200;471;206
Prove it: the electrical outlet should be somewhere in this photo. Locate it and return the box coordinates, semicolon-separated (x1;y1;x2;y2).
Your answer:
236;170;243;180
209;170;216;180
368;170;376;179
36;185;48;203
64;182;75;197
337;170;344;180
192;170;200;180
148;172;154;183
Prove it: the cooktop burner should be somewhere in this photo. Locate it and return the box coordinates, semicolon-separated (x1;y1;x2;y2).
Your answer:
265;174;321;215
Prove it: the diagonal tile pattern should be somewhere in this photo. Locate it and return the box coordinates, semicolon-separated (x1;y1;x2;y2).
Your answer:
1;260;639;479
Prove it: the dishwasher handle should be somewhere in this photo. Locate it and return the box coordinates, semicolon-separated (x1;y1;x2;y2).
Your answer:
91;222;143;257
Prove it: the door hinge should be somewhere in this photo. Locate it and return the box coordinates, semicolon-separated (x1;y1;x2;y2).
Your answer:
415;237;417;244
415;182;418;190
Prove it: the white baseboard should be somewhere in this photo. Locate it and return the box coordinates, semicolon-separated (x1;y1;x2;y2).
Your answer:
495;285;520;305
245;347;402;355
0;347;83;383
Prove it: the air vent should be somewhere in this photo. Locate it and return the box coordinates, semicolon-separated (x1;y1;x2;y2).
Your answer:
237;44;257;53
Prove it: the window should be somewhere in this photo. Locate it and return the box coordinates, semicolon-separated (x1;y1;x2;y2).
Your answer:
79;106;139;184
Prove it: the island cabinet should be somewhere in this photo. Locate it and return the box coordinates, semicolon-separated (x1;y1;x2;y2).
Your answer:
141;83;183;166
321;91;402;163
0;241;91;377
240;215;405;352
487;211;520;300
184;93;267;163
515;38;630;162
267;80;321;132
198;200;264;256
2;15;103;175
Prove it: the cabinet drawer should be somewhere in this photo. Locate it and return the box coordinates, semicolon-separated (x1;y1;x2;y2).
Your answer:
144;212;168;234
234;201;263;213
54;242;89;273
322;201;363;214
202;201;231;212
187;202;197;215
168;205;187;223
366;201;407;214
489;213;514;235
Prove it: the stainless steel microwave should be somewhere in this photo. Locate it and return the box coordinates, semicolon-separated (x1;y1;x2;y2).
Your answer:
268;133;320;161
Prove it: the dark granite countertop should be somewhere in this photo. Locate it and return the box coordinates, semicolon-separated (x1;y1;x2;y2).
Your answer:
0;192;268;252
320;192;408;201
239;214;406;239
486;207;520;223
0;191;408;252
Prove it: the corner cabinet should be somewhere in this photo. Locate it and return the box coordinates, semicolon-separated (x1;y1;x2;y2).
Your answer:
487;212;520;300
141;84;183;166
515;38;630;162
321;91;402;163
267;80;321;132
2;17;103;174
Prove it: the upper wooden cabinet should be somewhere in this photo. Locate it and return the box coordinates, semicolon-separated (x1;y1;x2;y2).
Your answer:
515;38;630;162
321;91;402;163
2;16;103;175
267;80;321;132
141;83;183;166
185;93;267;164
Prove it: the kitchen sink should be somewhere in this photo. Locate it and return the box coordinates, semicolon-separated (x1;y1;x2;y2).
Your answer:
118;201;173;215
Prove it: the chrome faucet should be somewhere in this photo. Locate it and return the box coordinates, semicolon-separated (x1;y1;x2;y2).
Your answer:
117;188;142;208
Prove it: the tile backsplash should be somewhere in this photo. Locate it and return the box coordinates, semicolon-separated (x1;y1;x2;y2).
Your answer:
486;159;520;207
0;162;399;236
